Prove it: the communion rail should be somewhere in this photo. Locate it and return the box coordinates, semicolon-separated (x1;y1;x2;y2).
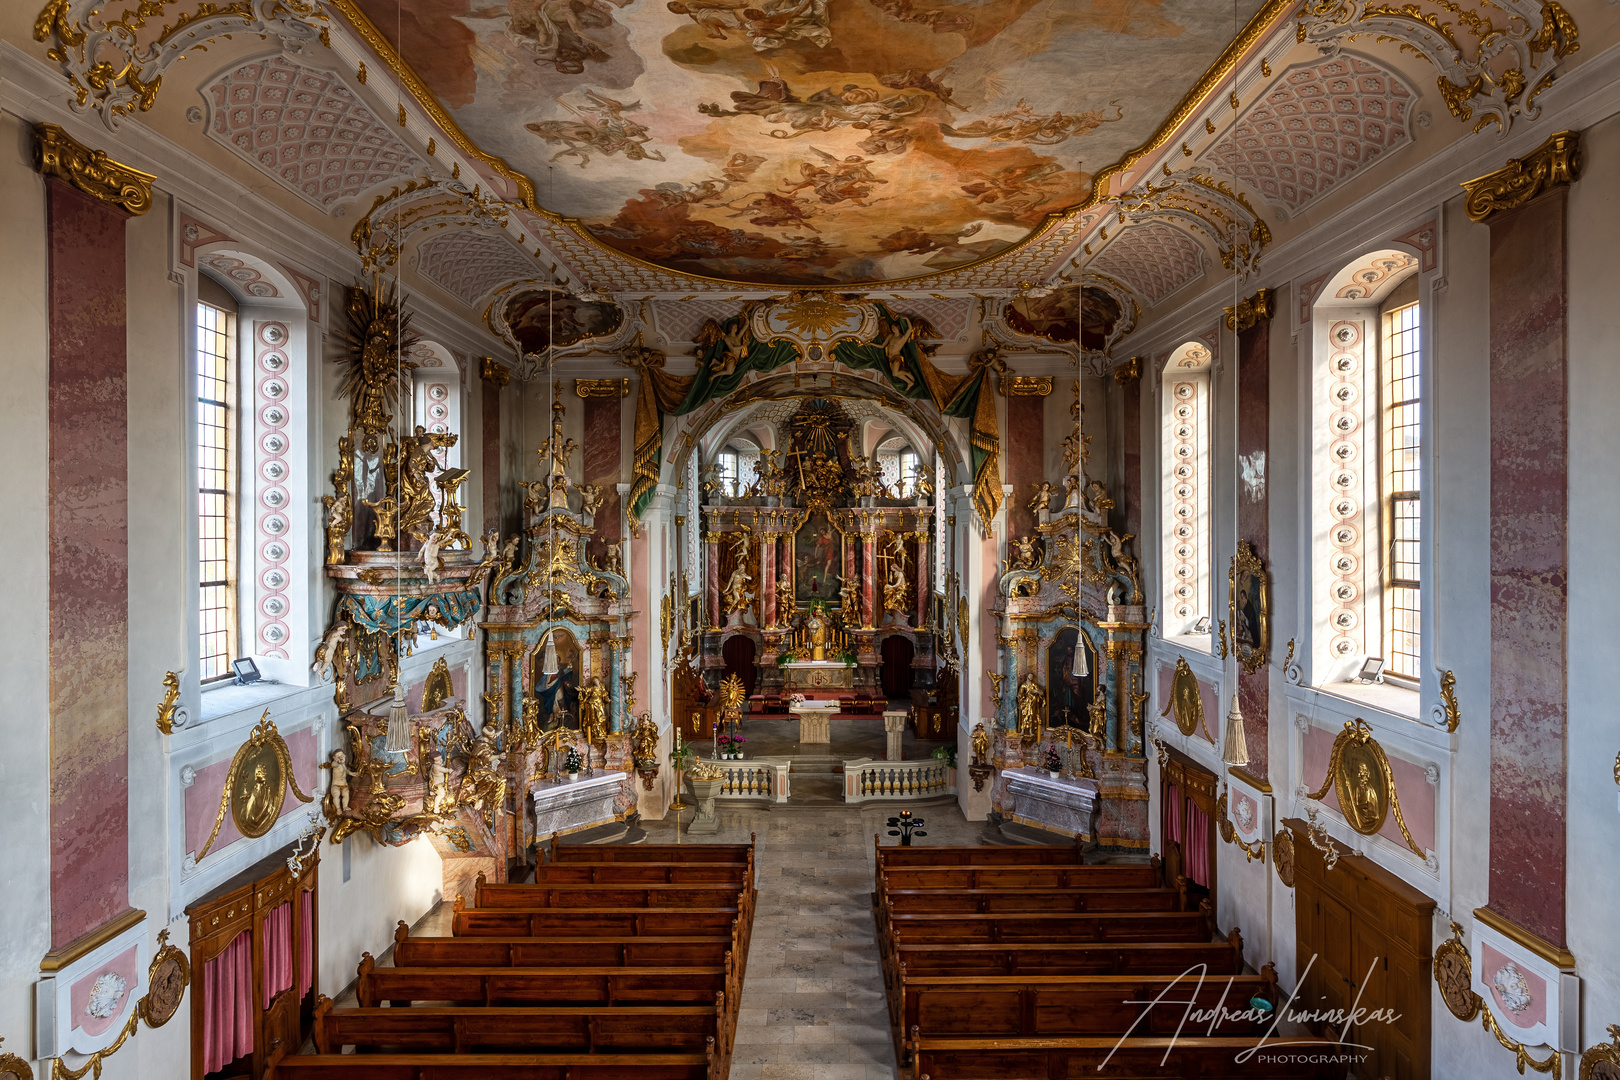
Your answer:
700;759;791;803
844;759;955;803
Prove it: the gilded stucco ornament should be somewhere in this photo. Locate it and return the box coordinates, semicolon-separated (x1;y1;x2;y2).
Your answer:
1;1036;33;1080
198;712;314;858
154;670;181;734
1271;826;1295;887
1581;1026;1620;1080
1215;792;1266;863
1117;173;1271;279
1228;541;1270;676
1431;922;1564;1077
338;281;420;451
1438;669;1462;732
421;656;453;712
32;123;153;215
1297;0;1577;138
1305;718;1428;861
1160;656;1208;739
1222;287;1275;333
43;929;191;1080
1461;130;1581;222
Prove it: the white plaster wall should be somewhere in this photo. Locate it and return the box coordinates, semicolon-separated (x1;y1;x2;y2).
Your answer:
0;109;56;1080
1563;109;1620;1065
317;834;444;996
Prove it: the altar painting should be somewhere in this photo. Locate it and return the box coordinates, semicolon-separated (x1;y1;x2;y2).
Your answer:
1047;627;1097;729
794;512;842;603
533;628;581;727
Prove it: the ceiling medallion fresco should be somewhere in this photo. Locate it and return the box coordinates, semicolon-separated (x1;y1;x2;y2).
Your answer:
346;0;1273;287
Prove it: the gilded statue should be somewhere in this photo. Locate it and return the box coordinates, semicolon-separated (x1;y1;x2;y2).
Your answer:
580;676;610;754
338;282;418;450
520;693;541;745
971;722;990;768
839;575;860;625
322;491;351;565
774;574;795;629
457;732;506;829
578;483;605;516
883;551;911;617
1015;672;1046;741
392;425;458;541
361;494;398;550
1087;693;1107;739
722;532;754;617
1007;534;1041;573
434;469;472;548
632;712;659;764
804;604;830;661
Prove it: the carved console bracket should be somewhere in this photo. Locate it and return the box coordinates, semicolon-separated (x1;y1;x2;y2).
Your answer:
32;122;153;215
1461;130;1581;223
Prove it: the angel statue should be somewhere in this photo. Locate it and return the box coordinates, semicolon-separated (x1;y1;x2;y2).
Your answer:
839;575;860;626
1007;534;1041;573
580;677;611;766
322;491;351;565
1028;481;1056;523
312;621;351;710
774;574;795;629
320;748;361;816
578;483;605;517
1015;672;1046;741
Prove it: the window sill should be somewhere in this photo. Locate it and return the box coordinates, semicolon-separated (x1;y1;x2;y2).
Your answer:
1164;632;1213;654
200;679;302;722
1312;677;1420;722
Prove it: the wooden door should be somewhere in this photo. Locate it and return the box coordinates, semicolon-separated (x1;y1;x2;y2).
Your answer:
721;635;757;696
881;635;914;698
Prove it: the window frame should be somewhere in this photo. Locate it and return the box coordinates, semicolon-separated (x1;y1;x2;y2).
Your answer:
195;297;239;683
1378;297;1422;686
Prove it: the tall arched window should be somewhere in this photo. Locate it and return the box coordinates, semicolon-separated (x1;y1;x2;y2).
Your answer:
1311;250;1423;687
1161;342;1213;639
196;273;239;682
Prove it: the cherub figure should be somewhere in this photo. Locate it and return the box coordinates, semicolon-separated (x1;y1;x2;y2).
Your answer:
427;751;453;815
422;528;446;583
578;483;605;516
877;316;918;390
1008;534;1041;572
321;748;360;816
1028;481;1056;520
322;491;351;565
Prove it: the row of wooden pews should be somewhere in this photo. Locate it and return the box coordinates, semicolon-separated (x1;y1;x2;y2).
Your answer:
265;836;756;1079
873;839;1347;1079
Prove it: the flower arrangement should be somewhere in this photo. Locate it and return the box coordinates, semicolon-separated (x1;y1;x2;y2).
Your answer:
1042;745;1063;775
787;693;808;707
564;746;583;774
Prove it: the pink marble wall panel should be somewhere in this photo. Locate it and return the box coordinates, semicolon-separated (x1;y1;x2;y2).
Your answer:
1005;394;1043;539
1156;662;1216;744
185;727;318;859
1236;318;1271;780
1487;191;1569;947
69;945;138;1036
1121;375;1142;544
47;181;132;949
583;394;622;565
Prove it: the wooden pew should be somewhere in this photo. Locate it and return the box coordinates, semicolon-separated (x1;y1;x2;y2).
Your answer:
896;970;1282;1042
883;887;1184;914
876;839;1085;868
548;836;753;864
450;902;739;939
878;865;1163;891
314;996;723;1055
266;1049;716;1079
355;956;731;1008
393;933;733;970
909;1035;1350;1079
883;910;1213;945
891;937;1246;979
526;863;749;885
472;883;747;910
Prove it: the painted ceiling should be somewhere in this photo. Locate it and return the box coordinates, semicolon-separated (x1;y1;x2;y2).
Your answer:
348;0;1271;287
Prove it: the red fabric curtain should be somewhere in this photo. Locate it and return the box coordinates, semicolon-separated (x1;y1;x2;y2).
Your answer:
1183;801;1211;887
1164;783;1183;845
202;931;253;1073
262;901;294;1008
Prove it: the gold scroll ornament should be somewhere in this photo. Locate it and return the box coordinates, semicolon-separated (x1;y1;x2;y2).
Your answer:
1432;923;1561;1078
1461;130;1580;224
198;712;314;859
32;123;154;216
154;670;180;734
46;930;191;1080
1304;718;1425;860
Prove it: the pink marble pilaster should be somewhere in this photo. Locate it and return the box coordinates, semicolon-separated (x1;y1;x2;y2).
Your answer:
481;377;501;533
1236;314;1271;781
1486;189;1569;947
46;179;133;949
915;535;929;628
582;393;622;563
705;534;720;627
760;532;777;629
861;531;878;627
1005;393;1044;539
1120;372;1142;544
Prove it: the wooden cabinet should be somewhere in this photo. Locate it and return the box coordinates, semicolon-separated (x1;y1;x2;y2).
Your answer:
1286;820;1433;1080
187;843;319;1079
911;705;950;741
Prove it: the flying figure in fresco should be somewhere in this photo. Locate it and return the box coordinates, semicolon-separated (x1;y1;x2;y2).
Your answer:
722;190;821;233
668;0;832;50
781;148;889;207
505;0;635;75
960;162;1067;219
943;100;1124;145
699;77;924;152
525;91;666;168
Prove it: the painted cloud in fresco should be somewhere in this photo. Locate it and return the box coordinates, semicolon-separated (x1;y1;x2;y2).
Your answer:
354;0;1269;285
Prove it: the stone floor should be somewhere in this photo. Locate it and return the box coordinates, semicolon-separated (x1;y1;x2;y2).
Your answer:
640;799;990;1080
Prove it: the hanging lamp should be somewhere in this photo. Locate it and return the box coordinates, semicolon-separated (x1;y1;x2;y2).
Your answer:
385;680;412;754
1221;692;1249;766
541;628;561;677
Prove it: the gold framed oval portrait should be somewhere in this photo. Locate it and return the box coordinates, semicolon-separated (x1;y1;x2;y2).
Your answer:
231;740;286;839
1334;740;1389;836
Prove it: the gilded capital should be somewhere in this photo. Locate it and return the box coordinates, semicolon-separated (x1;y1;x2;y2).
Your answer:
1222;288;1275;333
1112;357;1143;384
1461;130;1581;223
33;123;154;216
480;357;511;387
576;377;630;398
1001;375;1053;396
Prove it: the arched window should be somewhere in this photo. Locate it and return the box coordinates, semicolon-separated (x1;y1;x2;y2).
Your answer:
1161;341;1213;640
196;273;239;682
1311;250;1423;687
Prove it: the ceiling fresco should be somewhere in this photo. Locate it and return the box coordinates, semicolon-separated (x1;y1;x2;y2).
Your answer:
348;0;1272;287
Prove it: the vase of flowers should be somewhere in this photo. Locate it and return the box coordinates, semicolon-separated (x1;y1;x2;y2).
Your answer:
1043;745;1062;779
564;746;583;780
730;733;745;760
716;733;733;759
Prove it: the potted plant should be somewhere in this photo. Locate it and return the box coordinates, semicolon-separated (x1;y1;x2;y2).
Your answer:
564;745;583;781
930;743;957;769
730;733;746;760
1043;744;1063;779
716;733;733;759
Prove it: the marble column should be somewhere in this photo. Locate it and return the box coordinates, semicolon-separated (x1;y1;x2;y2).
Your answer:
914;530;930;629
40;139;146;955
1477;142;1576;949
861;529;879;628
704;529;721;628
1234;292;1274;781
760;530;777;629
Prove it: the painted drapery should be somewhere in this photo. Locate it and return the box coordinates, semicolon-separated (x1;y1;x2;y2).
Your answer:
622;301;1000;531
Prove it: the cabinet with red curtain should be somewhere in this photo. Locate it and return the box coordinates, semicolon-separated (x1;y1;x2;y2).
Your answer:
1159;749;1218;910
186;844;320;1079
